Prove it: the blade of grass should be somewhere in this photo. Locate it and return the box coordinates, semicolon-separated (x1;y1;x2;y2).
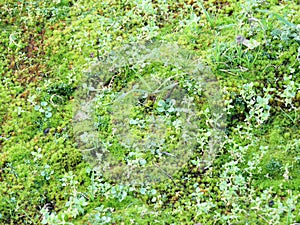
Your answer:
198;0;214;28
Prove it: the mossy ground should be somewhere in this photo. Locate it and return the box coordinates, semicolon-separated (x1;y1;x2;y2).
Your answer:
0;0;299;224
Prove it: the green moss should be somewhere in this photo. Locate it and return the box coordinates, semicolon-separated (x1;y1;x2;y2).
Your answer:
1;0;300;224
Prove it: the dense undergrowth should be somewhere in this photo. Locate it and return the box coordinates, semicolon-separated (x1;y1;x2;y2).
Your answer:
0;0;299;224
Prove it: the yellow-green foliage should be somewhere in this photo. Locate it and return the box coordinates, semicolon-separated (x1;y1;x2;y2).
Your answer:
0;0;299;224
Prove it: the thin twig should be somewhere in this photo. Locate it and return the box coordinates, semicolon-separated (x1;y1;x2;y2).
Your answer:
152;161;176;184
